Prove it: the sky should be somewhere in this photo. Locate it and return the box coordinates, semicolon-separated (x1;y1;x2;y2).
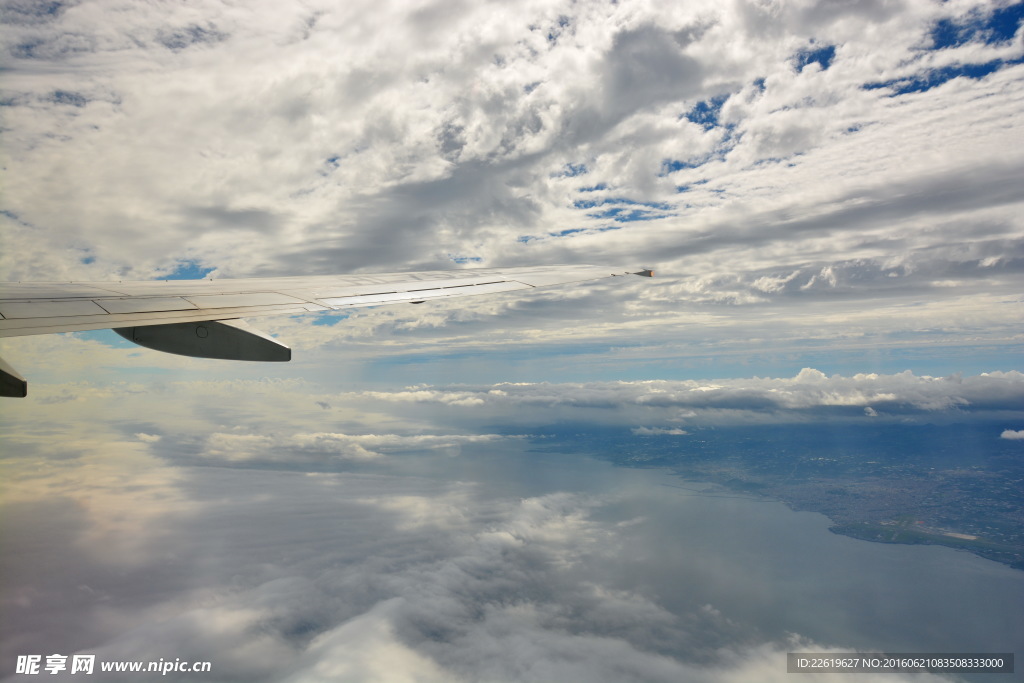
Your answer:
2;0;1024;681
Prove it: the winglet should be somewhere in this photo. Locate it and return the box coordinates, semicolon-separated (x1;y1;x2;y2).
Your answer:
634;268;655;277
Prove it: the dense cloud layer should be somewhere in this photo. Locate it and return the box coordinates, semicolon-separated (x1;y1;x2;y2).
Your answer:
2;361;1021;682
2;0;1022;321
3;0;1022;380
5;394;1014;683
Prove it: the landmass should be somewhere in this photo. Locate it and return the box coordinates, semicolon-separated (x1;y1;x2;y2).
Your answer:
535;422;1024;570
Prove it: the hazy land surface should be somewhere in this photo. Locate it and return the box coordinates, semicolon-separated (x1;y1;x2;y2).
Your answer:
536;422;1024;570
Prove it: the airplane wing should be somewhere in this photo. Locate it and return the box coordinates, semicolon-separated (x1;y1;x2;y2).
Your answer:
0;264;652;397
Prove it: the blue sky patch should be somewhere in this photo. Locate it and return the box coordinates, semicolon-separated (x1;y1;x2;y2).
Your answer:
573;197;671;211
163;260;214;280
667;104;741;173
318;156;342;177
8;1;66;20
545;15;571;44
865;58;1013;95
661;133;738;174
793;44;836;71
554;163;587;178
572;197;672;224
675;179;709;193
552;226;621;237
50;90;88;107
586;207;667;223
74;329;136;348
662;159;704;174
448;254;483;264
158;24;228;52
684;94;729;130
518;225;622;241
306;312;350;327
577;183;606;192
929;2;1024;49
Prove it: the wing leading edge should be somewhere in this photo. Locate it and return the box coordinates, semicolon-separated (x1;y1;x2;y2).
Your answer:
0;265;653;397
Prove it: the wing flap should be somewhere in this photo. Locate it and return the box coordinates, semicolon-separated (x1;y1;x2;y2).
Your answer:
0;300;111;319
185;292;310;309
97;297;200;314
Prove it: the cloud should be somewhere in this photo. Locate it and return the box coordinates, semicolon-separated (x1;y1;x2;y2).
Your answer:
2;354;1016;683
352;369;1024;425
631;427;689;435
0;435;195;569
1000;429;1024;440
2;0;1020;295
2;0;1021;389
200;431;514;464
1;445;972;683
281;599;453;683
